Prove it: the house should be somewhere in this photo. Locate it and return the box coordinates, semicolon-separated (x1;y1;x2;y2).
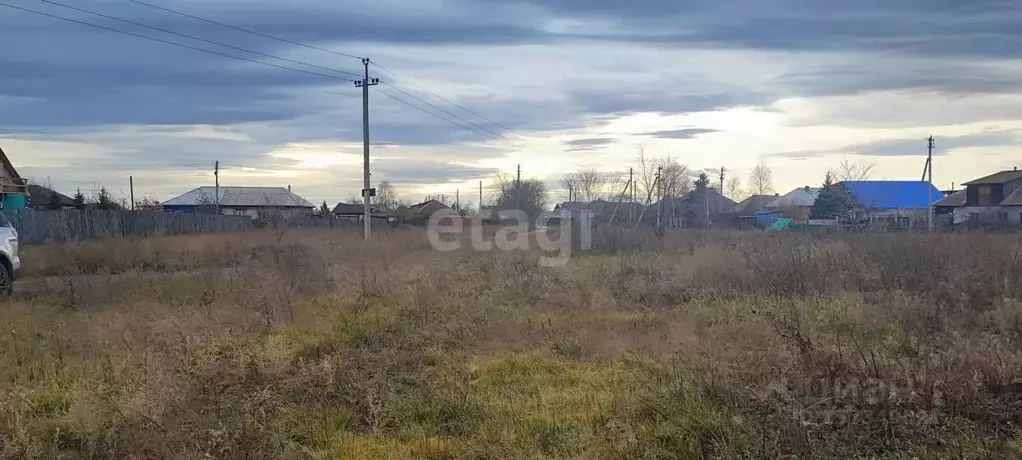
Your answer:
767;187;820;219
732;194;780;228
0;146;28;210
163;186;314;219
933;169;1022;226
838;180;944;225
396;199;454;225
26;184;75;209
554;199;644;224
331;202;394;226
654;189;737;228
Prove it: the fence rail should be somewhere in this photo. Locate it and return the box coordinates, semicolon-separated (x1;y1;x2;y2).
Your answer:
6;209;255;244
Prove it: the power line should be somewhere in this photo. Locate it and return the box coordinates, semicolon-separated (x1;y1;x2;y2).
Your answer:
371;61;525;137
373;88;505;142
379;81;506;139
125;0;524;141
124;0;364;60
0;2;355;82
38;0;362;79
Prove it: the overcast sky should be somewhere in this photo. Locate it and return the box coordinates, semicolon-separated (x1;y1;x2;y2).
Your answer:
2;0;1021;206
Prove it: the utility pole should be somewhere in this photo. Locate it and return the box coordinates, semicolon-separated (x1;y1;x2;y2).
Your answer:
355;58;379;241
719;166;727;214
456;189;460;212
214;160;220;215
516;164;522;210
129;175;134;211
927;136;934;233
479;180;483;208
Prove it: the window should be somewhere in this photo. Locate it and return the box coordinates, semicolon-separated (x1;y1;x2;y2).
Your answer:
978;185;997;205
0;211;10;228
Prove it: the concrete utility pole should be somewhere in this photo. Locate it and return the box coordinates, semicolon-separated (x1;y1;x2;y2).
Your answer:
456;189;460;212
129;175;134;211
516;164;522;210
719;166;726;215
214;160;220;215
355;58;379;241
927;136;934;233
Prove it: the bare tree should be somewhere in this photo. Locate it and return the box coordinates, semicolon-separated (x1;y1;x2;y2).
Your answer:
561;167;611;202
834;159;877;181
374;181;400;212
748;157;774;196
725;176;745;201
635;148;692;203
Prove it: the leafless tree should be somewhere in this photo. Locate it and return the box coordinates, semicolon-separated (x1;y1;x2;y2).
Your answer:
725;176;745;201
748;157;774;196
374;181;400;212
834;159;877;181
561;167;611;202
635;148;692;203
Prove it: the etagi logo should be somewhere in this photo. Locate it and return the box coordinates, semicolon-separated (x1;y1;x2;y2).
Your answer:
426;209;592;267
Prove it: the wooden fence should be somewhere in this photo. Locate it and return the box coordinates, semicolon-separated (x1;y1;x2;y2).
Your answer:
6;209;255;244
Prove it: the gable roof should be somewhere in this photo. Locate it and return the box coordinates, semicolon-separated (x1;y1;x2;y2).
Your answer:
397;200;451;218
933;189;967;208
163;186;314;208
1002;187;1022;206
0;146;22;180
732;195;777;215
840;181;944;209
962;170;1022;186
332;203;368;215
768;187;820;209
27;184;74;207
656;189;737;214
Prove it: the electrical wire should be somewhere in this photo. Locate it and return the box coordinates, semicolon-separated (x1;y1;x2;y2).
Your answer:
124;0;364;60
123;0;523;140
38;0;362;79
372;61;524;138
0;2;355;82
379;81;506;139
373;87;505;142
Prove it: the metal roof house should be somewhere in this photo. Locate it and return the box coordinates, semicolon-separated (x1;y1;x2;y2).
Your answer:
766;187;820;219
163;186;314;219
839;181;943;210
933;169;1022;226
836;180;944;226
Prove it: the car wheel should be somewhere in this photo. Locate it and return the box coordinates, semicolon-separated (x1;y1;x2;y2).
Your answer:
0;263;11;298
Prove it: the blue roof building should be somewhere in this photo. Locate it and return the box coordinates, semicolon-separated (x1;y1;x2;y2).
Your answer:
839;181;943;210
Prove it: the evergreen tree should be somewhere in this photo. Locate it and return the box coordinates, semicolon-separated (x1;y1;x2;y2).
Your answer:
320;200;331;216
72;188;86;209
810;172;854;219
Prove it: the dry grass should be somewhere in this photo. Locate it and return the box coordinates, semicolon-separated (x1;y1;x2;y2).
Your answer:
2;227;1022;459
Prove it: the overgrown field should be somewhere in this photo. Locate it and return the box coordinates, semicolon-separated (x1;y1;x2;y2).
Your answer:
2;228;1022;459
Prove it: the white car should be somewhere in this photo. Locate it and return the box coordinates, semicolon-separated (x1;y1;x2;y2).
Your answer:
0;211;20;297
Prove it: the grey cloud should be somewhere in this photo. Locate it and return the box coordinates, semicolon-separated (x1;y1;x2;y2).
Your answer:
639;128;719;139
851;131;1022;157
372;160;499;184
562;137;614;151
769;130;1022;160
